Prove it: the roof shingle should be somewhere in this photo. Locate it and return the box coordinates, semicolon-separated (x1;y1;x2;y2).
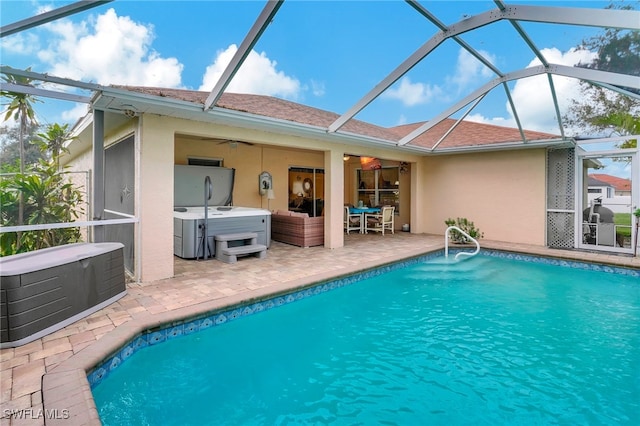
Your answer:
113;86;562;149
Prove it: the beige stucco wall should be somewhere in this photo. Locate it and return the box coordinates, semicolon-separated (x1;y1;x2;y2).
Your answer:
419;149;547;245
68;110;552;282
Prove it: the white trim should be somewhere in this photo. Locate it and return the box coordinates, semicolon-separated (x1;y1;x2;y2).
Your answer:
103;209;136;219
0;218;138;233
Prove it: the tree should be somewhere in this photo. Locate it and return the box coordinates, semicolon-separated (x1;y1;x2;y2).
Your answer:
0;122;43;172
1;68;42;239
1;136;84;256
36;123;74;169
1;68;41;174
564;2;639;145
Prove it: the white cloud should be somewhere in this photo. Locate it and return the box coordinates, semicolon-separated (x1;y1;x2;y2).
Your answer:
383;48;494;108
198;44;301;99
37;8;183;87
395;114;408;126
310;79;326;97
466;48;599;134
1;33;40;55
383;76;442;107
61;103;90;123
466;113;513;127
448;48;496;93
505;47;598;133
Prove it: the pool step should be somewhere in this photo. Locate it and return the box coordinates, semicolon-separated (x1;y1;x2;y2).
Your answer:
215;232;267;264
411;257;498;282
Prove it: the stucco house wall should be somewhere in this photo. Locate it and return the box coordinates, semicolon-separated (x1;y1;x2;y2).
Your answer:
67;112;421;281
420;149;547;246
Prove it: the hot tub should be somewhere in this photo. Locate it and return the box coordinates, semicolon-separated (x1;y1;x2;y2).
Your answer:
173;164;271;259
0;242;126;348
173;206;271;259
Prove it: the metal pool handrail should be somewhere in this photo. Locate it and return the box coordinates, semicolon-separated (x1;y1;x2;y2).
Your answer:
445;226;480;260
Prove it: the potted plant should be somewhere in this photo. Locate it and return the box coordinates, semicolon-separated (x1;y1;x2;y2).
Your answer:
444;217;484;244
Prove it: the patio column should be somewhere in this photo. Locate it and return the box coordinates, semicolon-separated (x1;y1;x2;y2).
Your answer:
410;159;427;234
92;109;105;242
137;115;175;282
324;149;344;248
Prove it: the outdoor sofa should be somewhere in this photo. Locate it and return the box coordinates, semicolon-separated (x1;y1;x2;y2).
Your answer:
270;210;324;248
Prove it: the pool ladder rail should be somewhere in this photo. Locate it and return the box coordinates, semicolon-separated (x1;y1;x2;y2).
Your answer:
445;226;480;260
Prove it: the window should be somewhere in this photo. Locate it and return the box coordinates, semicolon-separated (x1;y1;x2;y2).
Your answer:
357;167;399;213
587;188;602;193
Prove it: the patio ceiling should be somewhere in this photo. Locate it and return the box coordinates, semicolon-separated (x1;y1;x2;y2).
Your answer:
1;0;639;155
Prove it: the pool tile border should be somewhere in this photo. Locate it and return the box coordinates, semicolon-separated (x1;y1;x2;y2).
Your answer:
482;249;640;276
86;248;639;390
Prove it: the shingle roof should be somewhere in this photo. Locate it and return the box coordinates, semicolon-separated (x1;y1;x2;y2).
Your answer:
113;86;562;149
389;120;559;150
589;173;631;191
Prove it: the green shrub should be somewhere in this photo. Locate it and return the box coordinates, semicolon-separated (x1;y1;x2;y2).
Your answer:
1;159;83;256
444;217;484;243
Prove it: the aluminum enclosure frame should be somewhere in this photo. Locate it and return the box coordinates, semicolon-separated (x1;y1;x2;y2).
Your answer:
1;0;639;154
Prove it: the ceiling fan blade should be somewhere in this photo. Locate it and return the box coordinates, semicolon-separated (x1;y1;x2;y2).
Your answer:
213;139;254;146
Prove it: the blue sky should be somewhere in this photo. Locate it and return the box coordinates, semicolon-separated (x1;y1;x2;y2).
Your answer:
0;0;620;135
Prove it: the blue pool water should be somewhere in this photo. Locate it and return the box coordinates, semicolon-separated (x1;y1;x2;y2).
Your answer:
93;254;640;425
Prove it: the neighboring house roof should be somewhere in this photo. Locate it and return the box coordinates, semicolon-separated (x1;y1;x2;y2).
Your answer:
589;173;632;191
587;176;613;187
112;86;562;151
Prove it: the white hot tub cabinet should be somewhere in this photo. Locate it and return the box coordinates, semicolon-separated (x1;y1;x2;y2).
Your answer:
173;207;271;259
0;242;126;348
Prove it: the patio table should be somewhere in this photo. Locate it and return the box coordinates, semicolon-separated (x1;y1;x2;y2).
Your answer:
349;207;381;233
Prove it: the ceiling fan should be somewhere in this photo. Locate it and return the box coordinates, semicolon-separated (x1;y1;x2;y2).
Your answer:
195;137;254;147
215;139;254;147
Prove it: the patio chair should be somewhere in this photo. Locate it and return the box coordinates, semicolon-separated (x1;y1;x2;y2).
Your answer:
344;205;362;234
365;206;395;235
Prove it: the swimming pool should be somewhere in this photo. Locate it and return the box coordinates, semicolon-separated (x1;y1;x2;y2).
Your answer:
91;251;640;425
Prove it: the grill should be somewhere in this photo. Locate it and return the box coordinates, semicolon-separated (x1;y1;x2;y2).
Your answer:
582;197;616;246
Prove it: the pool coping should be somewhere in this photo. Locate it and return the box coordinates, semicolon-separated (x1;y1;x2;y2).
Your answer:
41;244;640;425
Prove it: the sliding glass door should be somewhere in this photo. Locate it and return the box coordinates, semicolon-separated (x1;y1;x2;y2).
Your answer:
288;167;325;217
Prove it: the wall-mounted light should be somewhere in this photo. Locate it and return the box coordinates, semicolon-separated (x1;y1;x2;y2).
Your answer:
267;188;275;210
343;155;350;161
